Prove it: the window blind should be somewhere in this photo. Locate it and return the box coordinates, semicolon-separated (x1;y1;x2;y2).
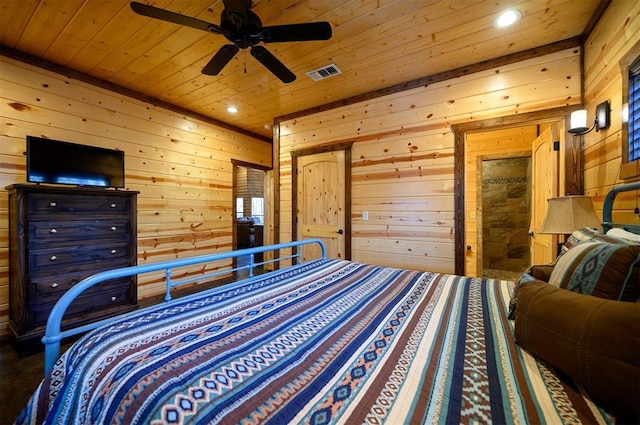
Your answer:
629;56;640;162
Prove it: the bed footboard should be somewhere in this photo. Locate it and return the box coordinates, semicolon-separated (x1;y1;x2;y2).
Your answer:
42;239;325;374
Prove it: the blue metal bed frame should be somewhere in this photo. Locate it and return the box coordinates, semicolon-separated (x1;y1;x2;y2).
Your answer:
39;181;640;374
602;180;640;233
42;239;326;374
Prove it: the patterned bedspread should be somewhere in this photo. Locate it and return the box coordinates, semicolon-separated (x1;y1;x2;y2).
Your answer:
17;259;610;424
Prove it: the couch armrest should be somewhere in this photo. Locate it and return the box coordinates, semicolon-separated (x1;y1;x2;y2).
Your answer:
527;264;554;282
515;281;640;420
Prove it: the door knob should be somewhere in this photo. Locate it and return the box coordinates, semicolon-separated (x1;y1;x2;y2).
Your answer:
335;229;344;235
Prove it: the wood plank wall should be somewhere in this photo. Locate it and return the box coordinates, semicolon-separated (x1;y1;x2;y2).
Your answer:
0;1;635;338
0;56;272;336
583;1;640;221
278;48;581;274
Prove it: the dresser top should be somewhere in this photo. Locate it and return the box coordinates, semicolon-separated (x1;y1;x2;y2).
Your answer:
6;183;139;196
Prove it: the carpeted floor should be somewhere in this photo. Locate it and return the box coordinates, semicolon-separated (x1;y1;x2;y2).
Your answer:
482;268;523;281
0;339;48;424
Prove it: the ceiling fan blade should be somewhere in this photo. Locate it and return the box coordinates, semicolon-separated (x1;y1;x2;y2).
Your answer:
202;45;240;75
130;2;226;35
250;45;296;83
260;22;332;43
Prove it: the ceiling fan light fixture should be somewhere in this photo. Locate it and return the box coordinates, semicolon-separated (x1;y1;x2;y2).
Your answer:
227;106;238;113
494;10;521;28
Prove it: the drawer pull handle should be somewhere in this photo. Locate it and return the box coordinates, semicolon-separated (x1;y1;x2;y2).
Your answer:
49;202;57;207
51;283;58;288
50;228;57;234
50;255;57;261
111;296;117;302
110;249;117;254
110;226;117;231
110;203;116;208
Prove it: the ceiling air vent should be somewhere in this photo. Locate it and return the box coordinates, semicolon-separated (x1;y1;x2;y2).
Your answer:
306;63;342;81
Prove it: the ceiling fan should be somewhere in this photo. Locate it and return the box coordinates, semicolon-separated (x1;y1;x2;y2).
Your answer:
130;1;332;83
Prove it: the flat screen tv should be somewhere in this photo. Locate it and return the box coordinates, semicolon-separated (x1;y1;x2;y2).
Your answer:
26;136;125;188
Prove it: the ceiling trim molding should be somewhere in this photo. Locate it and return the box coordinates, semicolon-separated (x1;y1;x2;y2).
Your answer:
581;0;611;43
0;47;272;144
274;37;581;125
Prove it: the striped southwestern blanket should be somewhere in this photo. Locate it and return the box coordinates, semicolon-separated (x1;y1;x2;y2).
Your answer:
17;259;610;424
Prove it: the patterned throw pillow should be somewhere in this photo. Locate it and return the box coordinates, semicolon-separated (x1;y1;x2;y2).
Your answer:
607;227;640;242
557;227;632;260
548;240;640;302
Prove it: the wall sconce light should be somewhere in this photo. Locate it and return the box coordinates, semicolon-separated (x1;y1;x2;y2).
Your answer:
568;100;610;135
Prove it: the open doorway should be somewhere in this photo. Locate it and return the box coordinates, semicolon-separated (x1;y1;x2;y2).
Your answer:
453;107;577;277
480;156;531;280
232;160;270;276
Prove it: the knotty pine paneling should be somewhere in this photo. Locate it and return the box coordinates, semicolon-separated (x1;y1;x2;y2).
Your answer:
0;56;272;336
582;1;640;225
1;1;601;139
279;49;580;144
278;48;581;273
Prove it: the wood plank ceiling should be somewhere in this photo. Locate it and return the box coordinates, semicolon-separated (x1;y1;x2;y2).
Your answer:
0;0;604;139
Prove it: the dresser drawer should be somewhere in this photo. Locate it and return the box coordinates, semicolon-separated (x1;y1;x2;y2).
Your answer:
28;243;131;275
28;219;130;247
28;193;131;216
29;283;133;329
30;271;132;297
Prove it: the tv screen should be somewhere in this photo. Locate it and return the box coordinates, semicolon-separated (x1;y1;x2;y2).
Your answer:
26;136;125;188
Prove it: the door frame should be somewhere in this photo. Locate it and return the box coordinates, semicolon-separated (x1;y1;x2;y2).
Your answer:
231;159;272;251
291;142;353;260
452;105;583;275
477;151;532;277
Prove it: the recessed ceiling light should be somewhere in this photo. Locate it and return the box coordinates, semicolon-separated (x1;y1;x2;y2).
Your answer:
227;106;238;113
494;9;521;28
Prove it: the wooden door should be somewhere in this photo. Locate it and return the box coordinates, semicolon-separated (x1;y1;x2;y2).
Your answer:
296;151;346;260
530;125;559;264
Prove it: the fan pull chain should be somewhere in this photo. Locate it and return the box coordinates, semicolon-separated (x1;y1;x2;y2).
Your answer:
244;49;247;74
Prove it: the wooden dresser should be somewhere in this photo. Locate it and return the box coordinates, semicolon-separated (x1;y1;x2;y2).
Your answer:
6;184;139;351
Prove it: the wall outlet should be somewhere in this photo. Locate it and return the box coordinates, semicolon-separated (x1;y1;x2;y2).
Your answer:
362;211;369;221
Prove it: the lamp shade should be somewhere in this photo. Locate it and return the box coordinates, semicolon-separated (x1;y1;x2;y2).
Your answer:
569;109;589;134
539;196;601;234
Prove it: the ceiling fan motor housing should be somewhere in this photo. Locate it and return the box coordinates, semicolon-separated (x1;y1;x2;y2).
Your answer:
221;9;262;49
